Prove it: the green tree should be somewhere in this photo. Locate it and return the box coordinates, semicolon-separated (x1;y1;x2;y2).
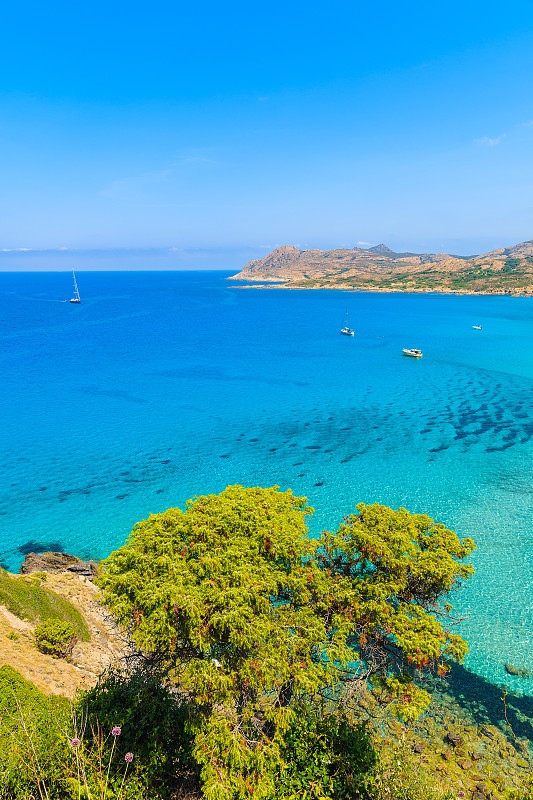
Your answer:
99;486;475;799
315;503;475;719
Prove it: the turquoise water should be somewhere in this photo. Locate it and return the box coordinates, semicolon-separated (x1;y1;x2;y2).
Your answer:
2;270;533;693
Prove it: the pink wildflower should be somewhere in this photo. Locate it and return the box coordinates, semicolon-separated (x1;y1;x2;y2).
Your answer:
458;793;465;798
125;752;134;763
401;726;407;732
70;738;81;748
111;726;121;736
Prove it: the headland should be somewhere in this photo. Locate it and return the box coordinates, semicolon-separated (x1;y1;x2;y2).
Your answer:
229;239;533;295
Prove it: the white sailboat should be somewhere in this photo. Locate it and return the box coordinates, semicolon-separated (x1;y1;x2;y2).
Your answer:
70;270;81;303
340;306;354;336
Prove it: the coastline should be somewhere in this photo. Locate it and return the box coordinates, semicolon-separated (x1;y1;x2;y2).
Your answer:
229;279;533;298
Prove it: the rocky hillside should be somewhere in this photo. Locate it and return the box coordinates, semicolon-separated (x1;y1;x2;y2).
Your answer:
0;553;125;697
230;239;533;295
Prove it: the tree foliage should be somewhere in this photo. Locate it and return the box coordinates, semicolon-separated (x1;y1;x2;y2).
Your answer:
99;485;475;799
34;619;77;659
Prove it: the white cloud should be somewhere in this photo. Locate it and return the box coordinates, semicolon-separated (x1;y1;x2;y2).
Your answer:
1;247;33;252
475;134;506;146
356;241;374;247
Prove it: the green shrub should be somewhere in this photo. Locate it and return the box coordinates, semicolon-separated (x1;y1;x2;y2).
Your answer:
272;706;377;799
0;568;89;640
6;632;18;641
0;666;71;800
0;666;197;800
34;619;77;659
81;669;200;799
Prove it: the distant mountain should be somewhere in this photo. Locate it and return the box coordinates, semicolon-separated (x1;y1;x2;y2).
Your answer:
229;239;533;295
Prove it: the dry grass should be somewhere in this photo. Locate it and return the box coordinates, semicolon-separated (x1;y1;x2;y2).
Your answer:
0;571;126;698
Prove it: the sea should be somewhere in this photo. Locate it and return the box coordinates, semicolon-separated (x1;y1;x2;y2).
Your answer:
2;270;533;697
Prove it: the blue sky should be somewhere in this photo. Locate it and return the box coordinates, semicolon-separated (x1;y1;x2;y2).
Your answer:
1;0;533;269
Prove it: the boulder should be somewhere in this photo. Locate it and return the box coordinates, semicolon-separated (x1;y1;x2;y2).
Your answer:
505;662;531;678
446;731;465;748
19;551;98;578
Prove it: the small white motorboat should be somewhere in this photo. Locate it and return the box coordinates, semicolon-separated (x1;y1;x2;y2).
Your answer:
472;325;482;330
402;348;423;358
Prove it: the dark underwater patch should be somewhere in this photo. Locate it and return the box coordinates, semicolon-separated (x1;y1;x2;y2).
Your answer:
17;540;65;555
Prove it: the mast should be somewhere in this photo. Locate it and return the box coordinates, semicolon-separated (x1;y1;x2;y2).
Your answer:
70;270;81;303
72;270;80;301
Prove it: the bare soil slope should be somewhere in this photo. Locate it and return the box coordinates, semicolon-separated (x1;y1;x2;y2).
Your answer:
0;571;125;697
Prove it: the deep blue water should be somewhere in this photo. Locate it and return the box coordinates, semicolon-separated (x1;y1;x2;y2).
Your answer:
2;270;533;691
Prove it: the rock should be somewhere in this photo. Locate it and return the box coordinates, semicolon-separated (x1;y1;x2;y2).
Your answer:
447;732;465;747
457;757;473;770
413;742;425;754
480;727;494;739
441;749;453;761
471;751;483;761
516;758;530;768
20;551;98;578
505;662;531;678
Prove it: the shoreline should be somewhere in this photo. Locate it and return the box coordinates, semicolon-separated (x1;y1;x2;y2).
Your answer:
229;280;533;298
